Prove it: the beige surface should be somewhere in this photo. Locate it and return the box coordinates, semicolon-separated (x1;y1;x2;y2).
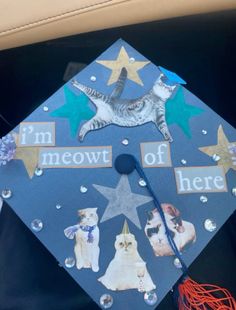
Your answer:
0;0;236;50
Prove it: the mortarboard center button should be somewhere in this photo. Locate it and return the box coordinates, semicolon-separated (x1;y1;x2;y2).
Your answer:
114;154;136;175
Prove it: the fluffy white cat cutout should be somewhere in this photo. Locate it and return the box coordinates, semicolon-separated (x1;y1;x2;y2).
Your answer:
98;221;156;292
64;208;100;272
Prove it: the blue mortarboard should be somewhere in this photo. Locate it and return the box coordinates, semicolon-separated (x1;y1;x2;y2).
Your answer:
0;39;236;310
159;66;187;85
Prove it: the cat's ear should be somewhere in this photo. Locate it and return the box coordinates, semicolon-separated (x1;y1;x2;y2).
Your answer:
158;73;164;81
78;209;84;217
170;84;176;91
94;207;98;212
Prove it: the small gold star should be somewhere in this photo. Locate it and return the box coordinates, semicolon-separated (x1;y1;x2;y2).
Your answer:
199;125;236;174
96;46;150;86
13;133;40;178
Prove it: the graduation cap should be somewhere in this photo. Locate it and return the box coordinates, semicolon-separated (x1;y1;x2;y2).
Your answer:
0;39;236;310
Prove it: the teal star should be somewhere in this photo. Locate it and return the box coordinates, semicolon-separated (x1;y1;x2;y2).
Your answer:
166;87;204;138
51;86;95;137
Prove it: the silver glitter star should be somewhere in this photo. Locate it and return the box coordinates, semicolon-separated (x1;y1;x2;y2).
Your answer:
93;175;153;229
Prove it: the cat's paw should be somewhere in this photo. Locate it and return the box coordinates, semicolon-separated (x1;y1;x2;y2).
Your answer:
76;263;83;270
92;265;99;272
163;131;173;143
78;133;84;142
71;79;78;87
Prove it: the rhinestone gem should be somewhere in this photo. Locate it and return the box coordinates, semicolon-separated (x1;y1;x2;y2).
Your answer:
31;219;43;232
2;189;12;199
232;187;236;196
56;204;62;210
200;195;208;203
43;106;49;112
144;291;158;306
173;257;182;269
181;159;187;165
90;76;96;82
0;197;3;212
80;186;88;193
122;138;129;146
138;178;147;187
202;130;207;135
65;257;75;268
129;57;135;63
100;294;113;309
212;154;221;162
34;167;43;176
204;219;217;232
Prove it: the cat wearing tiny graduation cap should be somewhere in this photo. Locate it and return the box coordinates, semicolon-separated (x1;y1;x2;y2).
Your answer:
72;67;176;142
98;221;156;292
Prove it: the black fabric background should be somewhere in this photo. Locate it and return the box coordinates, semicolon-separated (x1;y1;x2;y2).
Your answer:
0;10;235;310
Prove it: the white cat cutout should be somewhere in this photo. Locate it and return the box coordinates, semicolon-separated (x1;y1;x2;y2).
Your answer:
98;221;156;292
64;208;100;272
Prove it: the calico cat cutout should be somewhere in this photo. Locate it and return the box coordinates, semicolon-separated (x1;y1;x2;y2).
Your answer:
64;208;100;272
72;68;176;142
145;204;196;256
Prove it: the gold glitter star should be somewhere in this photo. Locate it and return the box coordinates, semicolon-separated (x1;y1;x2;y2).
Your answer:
13;133;40;178
96;46;150;86
199;125;236;174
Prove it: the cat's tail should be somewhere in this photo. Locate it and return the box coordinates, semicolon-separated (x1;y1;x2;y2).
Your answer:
110;67;127;101
64;224;79;239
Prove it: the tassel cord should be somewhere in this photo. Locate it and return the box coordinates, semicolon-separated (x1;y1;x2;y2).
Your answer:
134;156;188;275
131;155;236;310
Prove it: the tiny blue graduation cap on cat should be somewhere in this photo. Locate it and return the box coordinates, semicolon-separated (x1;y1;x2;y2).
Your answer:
159;66;187;85
0;39;236;310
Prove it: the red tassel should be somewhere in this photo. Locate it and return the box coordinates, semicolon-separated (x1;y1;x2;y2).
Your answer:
178;277;236;310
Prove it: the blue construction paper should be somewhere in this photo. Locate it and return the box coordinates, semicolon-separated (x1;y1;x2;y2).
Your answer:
0;39;235;310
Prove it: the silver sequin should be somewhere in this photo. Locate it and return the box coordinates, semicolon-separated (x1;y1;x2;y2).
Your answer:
212;154;221;162
138;178;147;187
122;139;129;146
31;219;43;232
232;187;236;196
100;294;113;309
173;257;182;269
200;195;208;203
80;186;88;193
65;257;75;268
1;189;12;199
204;219;217;232
34;167;43;176
144;291;158;306
90;76;97;82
